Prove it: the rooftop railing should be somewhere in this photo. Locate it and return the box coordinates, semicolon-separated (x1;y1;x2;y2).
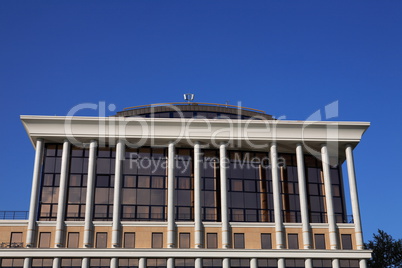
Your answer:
123;102;267;114
0;211;29;220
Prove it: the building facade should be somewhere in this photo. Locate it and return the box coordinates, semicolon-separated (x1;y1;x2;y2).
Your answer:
0;103;371;268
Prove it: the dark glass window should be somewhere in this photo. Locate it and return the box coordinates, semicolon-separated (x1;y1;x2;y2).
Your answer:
66;146;88;220
121;147;167;221
67;232;79;248
279;154;301;223
231;259;250;268
93;148;115;221
234;233;245;249
314;234;326;249
38;232;51;248
1;259;24;268
285;259;304;268
179;233;190;248
95;232;107;248
90;259;110;268
32;259;52;268
202;259;222;268
227;151;274;222
341;234;353;250
312;259;332;268
305;155;327;223
124;232;135;248
147;259;166;268
288;233;299;249
340;260;359;268
261;233;272;249
39;144;62;221
175;149;194;221
61;258;82;268
10;232;23;248
331;166;346;223
257;259;277;268
119;259;139;268
206;233;218;249
201;150;221;222
175;259;195;268
152;233;163;248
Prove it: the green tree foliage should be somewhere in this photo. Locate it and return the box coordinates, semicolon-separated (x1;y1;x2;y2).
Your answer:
365;229;402;268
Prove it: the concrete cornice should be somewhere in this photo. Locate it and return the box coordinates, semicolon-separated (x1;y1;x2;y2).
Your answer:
0;248;372;259
20;116;370;161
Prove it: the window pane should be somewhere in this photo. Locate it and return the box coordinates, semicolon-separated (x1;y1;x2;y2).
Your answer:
234;233;245;249
38;232;51;248
67;232;79;248
261;233;272;249
288;234;299;249
314;234;326;249
179;233;190;249
152;233;163;248
124;233;135;248
341;234;353;250
206;233;217;249
96;232;108;248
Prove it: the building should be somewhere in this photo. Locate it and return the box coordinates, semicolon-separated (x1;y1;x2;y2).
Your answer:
0;102;371;268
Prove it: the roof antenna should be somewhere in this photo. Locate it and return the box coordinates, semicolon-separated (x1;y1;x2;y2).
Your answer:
184;93;195;103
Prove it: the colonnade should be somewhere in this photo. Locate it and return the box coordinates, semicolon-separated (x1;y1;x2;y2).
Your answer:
24;139;366;268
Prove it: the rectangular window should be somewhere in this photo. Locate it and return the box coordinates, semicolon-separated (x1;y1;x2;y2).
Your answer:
96;232;108;248
287;233;299;249
1;259;24;268
124;232;135;248
90;258;111;268
10;232;23;248
341;234;353;250
67;232;79;248
61;258;82;268
206;233;218;249
257;259;277;268
38;232;51;248
234;233;245;249
312;259;332;268
152;233;163;248
179;233;190;249
314;234;326;249
119;258;139;268
32;259;53;268
261;233;272;249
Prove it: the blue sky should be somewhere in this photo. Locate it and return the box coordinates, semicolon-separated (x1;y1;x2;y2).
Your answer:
0;1;401;241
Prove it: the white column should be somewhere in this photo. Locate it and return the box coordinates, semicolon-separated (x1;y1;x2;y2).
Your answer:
112;139;125;247
250;258;257;268
296;144;312;249
167;258;174;268
305;258;312;268
359;259;368;268
277;258;285;268
270;142;284;249
82;258;89;268
55;140;70;247
195;258;202;268
222;258;230;268
321;144;338;249
346;145;364;250
139;258;146;268
220;143;230;249
84;140;97;247
52;258;60;268
332;259;340;268
194;143;203;248
167;142;176;248
111;258;118;268
23;258;31;268
26;139;44;247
